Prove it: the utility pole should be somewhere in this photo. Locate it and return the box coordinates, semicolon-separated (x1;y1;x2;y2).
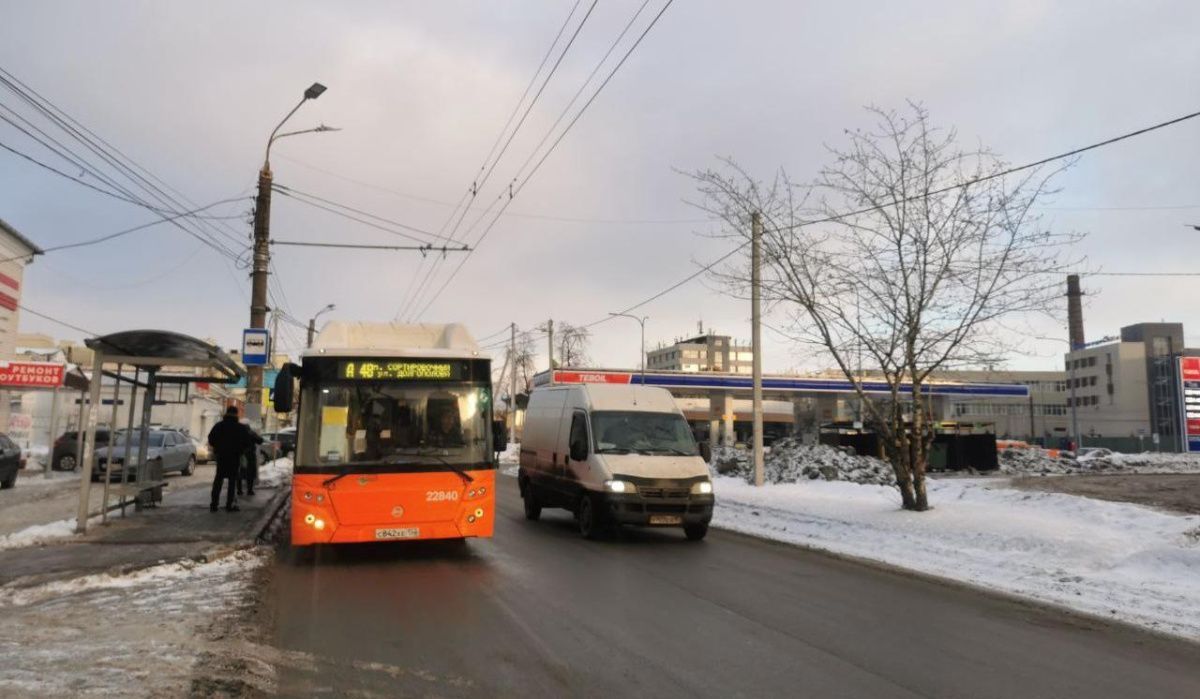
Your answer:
246;82;333;427
510;322;518;442
246;164;273;426
547;319;554;372
751;211;765;487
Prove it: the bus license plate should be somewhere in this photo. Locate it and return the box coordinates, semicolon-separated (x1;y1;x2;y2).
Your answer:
649;515;682;525
375;527;420;540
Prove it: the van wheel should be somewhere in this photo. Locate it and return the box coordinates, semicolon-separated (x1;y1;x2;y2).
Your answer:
522;485;542;521
684;524;708;541
577;495;602;540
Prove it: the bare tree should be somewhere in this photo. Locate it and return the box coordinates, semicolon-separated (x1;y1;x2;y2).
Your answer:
692;104;1078;511
556;322;592;367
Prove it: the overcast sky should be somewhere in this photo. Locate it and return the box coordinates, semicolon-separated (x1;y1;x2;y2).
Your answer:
2;1;1198;375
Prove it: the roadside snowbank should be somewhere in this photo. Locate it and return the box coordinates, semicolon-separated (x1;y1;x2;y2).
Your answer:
712;477;1200;639
257;456;293;488
0;518;76;551
498;442;520;477
713;439;894;485
1000;448;1200;476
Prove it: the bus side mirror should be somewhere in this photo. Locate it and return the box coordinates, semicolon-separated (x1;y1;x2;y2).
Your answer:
273;364;296;413
492;420;508;454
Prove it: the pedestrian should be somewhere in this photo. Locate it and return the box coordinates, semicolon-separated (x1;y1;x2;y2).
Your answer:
207;405;257;512
238;419;263;497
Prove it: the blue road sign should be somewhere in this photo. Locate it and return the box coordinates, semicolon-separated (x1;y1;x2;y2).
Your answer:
242;328;269;366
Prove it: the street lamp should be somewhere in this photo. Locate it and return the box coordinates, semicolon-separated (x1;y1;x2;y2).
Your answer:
608;313;648;382
307;303;336;348
246;82;336;426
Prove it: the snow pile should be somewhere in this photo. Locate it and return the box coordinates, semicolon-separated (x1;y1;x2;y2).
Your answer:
257;456;293;488
1000;448;1200;476
711;477;1200;640
998;448;1079;475
713;439;895;486
0;518;76;551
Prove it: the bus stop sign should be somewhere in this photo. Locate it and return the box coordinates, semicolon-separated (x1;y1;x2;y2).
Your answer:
242;329;269;366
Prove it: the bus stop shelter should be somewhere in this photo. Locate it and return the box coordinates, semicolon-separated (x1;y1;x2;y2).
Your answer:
74;330;242;534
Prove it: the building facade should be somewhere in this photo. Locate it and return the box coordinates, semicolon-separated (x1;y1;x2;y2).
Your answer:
0;218;43;433
646;332;754;374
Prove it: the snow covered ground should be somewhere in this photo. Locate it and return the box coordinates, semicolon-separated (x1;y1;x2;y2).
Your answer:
498;442;519;477
712;476;1200;639
0;548;270;697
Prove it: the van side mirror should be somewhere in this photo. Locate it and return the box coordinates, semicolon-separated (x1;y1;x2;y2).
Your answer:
492;419;508;454
699;440;712;462
273;364;296;413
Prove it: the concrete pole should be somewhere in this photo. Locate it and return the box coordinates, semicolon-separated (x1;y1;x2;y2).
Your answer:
547;319;554;372
246;166;273;426
510;322;518;442
74;390;86;467
751;211;765;487
75;353;104;534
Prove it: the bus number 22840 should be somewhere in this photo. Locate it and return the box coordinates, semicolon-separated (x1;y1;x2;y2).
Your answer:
426;490;460;502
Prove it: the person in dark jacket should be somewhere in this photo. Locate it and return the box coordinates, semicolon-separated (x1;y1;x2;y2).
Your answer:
238;420;263;497
208;406;259;512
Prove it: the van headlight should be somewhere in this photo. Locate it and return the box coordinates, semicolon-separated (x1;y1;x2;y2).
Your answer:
691;480;713;495
604;479;637;494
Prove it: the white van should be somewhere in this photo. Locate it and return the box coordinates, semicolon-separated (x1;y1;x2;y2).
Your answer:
518;384;714;540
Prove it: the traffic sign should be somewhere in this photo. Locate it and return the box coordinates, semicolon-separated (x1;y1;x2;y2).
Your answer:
242;328;269;366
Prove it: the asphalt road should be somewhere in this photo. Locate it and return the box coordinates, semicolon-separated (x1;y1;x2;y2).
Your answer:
264;474;1200;698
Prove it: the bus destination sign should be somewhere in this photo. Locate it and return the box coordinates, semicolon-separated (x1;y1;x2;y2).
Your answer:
338;360;460;381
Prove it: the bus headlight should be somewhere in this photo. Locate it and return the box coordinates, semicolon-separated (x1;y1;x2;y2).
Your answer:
604;479;636;494
691;480;713;495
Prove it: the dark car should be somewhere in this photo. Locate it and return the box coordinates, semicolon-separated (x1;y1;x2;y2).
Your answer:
52;428;114;471
259;429;296;461
0;433;23;489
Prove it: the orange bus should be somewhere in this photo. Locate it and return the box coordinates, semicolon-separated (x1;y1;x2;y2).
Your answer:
272;322;505;547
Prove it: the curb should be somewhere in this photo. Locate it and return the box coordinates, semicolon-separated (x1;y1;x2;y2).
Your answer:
199;486;290;562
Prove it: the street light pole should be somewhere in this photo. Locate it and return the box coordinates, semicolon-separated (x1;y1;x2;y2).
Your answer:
608;313;648;383
246;82;332;426
307;303;335;348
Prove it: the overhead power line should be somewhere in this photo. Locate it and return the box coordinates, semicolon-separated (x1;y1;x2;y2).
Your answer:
272;240;470;252
19;304;97;336
411;0;677;320
585;104;1200;331
271;183;451;242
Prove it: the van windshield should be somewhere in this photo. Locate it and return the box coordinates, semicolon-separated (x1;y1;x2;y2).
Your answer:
590;411;698;456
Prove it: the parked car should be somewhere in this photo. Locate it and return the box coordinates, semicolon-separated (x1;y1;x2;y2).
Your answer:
52;428;115;471
93;429;197;481
0;433;22;489
191;435;211;464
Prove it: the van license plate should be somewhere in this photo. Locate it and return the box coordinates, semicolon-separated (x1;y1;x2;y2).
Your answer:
649;515;682;525
375;527;420;540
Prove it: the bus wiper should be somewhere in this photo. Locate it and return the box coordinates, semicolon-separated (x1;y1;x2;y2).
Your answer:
322;466;360;488
384;453;474;485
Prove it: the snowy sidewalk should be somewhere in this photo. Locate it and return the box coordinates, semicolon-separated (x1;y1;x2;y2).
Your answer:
712;476;1200;640
0;458;292;588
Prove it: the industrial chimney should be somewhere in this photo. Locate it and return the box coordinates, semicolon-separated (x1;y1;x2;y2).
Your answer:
1067;274;1085;350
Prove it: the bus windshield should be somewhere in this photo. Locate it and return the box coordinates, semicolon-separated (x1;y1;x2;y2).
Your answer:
298;382;491;465
590;411;698;456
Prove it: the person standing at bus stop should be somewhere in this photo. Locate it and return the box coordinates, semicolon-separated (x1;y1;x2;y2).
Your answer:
208;406;258;512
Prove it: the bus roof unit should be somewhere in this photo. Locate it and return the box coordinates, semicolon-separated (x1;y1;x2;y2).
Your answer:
306;322;480;359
